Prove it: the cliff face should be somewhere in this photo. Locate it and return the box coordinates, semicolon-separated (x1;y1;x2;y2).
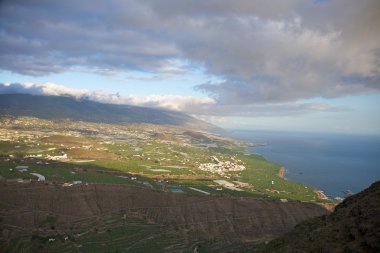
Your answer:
258;181;380;253
0;182;326;244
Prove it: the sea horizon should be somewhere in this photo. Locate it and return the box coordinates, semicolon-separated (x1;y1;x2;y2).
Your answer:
226;129;380;199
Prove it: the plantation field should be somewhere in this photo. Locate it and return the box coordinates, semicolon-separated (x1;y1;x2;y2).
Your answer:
3;215;191;253
0;116;325;202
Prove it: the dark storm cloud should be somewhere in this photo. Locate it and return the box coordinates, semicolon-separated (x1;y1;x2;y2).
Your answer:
0;0;179;75
0;0;379;105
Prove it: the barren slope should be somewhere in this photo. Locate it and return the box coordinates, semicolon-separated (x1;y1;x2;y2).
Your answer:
257;181;380;253
0;181;327;245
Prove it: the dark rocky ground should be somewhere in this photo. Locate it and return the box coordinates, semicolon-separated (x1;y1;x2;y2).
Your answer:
256;181;380;253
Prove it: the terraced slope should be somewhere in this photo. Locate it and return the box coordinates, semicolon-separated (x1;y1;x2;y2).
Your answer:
0;181;327;252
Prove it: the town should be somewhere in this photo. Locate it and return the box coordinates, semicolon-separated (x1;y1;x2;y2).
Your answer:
198;156;246;177
0;116;322;203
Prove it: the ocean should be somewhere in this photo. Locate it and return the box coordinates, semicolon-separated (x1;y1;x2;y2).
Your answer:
227;130;380;199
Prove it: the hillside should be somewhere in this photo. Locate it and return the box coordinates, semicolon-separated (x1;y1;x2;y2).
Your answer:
0;93;337;252
0;94;216;131
257;181;380;253
0;181;327;252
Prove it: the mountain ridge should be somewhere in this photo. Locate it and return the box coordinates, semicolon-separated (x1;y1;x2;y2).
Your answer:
0;93;218;131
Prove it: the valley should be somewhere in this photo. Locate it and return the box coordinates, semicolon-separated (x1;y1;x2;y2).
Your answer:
1;0;378;251
0;116;322;202
0;115;330;252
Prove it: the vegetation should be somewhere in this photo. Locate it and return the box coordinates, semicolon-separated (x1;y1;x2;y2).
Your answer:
0;116;325;202
0;116;336;253
2;215;191;253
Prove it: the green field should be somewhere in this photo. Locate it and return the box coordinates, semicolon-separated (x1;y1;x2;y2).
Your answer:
0;117;328;203
0;117;332;253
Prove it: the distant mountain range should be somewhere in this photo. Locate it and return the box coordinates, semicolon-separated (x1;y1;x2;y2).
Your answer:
0;94;217;130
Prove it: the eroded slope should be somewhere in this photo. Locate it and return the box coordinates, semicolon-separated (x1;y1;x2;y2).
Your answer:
0;181;327;252
257;181;380;253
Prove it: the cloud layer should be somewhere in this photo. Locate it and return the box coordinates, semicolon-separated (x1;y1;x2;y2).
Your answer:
0;82;215;112
0;82;347;118
1;0;379;105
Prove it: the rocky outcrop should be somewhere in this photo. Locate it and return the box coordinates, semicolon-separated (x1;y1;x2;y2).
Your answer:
0;182;326;244
257;181;380;253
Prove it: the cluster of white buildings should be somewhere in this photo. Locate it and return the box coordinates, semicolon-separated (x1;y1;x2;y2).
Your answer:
47;153;67;160
213;180;244;191
198;156;246;177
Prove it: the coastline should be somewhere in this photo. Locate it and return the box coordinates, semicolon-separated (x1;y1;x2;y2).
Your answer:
314;190;328;200
230;129;380;201
238;138;332;202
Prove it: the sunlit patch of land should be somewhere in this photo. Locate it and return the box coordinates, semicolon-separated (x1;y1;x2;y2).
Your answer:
0;116;328;203
0;116;336;252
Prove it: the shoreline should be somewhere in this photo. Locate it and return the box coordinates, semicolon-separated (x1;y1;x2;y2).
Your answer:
244;138;339;203
246;143;266;147
314;190;328;200
239;139;332;202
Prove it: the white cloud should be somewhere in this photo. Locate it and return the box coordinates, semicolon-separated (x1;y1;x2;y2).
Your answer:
0;0;379;105
122;95;215;111
0;82;215;112
0;82;348;118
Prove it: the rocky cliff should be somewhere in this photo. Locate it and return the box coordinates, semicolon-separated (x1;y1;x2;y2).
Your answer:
257;181;380;253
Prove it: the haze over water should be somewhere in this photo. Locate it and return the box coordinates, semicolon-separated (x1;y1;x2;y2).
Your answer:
228;130;380;199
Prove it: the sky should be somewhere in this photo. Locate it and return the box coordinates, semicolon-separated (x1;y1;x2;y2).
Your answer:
0;0;379;134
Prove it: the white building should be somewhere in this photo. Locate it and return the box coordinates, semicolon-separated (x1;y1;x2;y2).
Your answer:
47;153;67;160
16;165;29;172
